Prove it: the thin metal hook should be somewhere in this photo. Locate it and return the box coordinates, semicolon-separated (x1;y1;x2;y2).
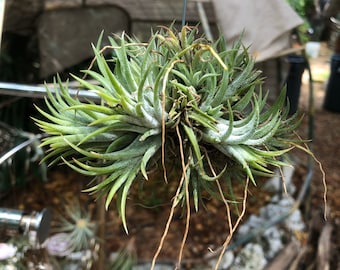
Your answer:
181;0;188;27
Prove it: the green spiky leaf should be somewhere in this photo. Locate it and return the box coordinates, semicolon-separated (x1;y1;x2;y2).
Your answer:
34;26;304;232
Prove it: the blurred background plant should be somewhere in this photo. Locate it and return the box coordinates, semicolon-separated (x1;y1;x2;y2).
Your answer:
286;0;316;43
286;0;339;43
0;121;46;199
0;198;138;270
43;199;99;270
109;238;137;270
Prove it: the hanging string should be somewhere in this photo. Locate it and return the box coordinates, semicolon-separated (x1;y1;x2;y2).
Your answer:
181;0;188;27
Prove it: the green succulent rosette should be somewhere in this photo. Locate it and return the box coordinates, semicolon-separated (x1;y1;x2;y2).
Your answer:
34;26;301;231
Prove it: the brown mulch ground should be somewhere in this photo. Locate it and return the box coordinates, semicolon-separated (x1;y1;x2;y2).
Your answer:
1;165;275;267
290;107;340;269
3;106;338;269
291;42;340;269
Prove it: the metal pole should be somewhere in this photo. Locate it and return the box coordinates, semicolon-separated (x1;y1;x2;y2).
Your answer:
0;208;51;243
182;0;188;27
0;134;44;165
0;81;100;102
196;1;213;41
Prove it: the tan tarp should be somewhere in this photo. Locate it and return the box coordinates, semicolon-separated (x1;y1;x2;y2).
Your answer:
212;0;304;62
38;6;129;78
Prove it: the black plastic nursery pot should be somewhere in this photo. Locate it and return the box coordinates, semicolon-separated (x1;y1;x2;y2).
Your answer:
323;54;340;113
285;54;307;115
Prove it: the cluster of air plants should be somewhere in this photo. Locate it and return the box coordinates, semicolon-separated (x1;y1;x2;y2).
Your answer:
0;202;97;269
53;201;97;254
44;200;98;269
33;26;306;268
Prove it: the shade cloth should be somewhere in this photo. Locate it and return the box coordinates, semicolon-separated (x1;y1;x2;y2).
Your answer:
212;0;304;61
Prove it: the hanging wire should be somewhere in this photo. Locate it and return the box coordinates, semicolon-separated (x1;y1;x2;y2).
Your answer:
181;0;188;27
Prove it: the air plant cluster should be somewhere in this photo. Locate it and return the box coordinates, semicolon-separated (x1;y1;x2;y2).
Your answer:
34;26;302;236
52;201;97;254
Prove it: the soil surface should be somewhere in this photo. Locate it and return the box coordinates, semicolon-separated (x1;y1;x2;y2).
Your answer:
1;43;339;269
291;42;340;269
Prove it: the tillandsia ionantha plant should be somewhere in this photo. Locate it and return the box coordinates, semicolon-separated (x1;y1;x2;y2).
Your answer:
54;200;97;254
33;26;308;267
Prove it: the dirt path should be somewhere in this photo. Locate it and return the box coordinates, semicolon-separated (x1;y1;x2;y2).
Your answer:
296;42;340;269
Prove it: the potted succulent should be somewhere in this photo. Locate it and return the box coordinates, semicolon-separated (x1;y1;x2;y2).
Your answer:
33;26;309;268
285;0;320;114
